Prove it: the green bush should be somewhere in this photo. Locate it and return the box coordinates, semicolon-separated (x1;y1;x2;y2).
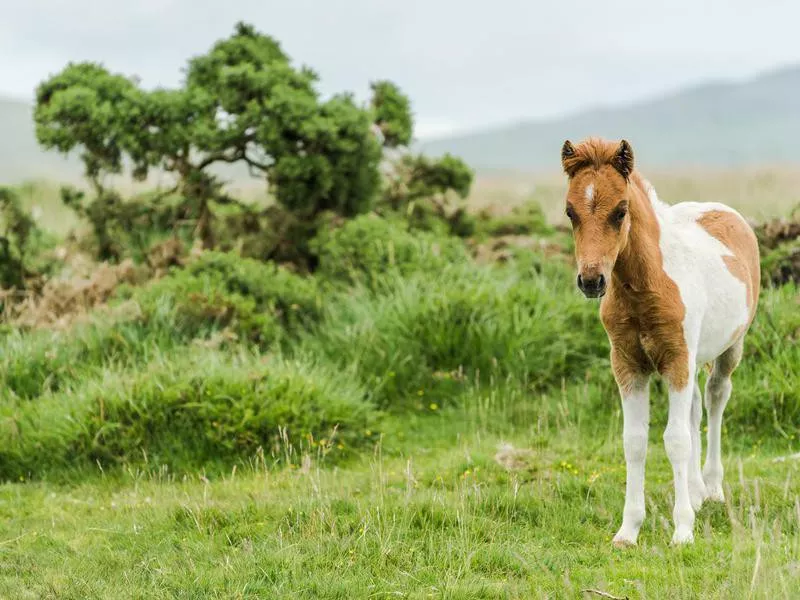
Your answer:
312;215;470;287
476;201;553;238
0;187;58;289
727;283;800;436
0;350;378;479
123;251;322;346
760;239;800;286
0;252;322;400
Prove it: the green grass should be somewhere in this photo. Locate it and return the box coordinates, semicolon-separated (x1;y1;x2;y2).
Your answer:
0;398;797;598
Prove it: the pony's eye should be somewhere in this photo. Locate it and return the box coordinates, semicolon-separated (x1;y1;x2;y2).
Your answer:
565;205;577;223
610;204;627;227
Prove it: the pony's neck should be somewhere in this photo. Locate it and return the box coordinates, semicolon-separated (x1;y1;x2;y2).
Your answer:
612;172;664;294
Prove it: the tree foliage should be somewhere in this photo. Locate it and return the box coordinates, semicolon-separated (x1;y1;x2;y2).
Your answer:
382;153;475;236
32;22;472;266
370;80;414;148
0;188;54;290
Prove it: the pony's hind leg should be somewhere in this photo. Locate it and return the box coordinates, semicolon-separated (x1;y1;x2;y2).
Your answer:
703;337;744;502
688;381;707;510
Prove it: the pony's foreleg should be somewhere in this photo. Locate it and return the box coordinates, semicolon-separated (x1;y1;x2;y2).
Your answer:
664;362;698;545
613;376;650;548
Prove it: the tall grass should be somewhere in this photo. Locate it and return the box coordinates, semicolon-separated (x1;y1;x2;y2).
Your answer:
0;348;376;480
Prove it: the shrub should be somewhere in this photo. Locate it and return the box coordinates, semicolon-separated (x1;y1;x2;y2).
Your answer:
312;215;470;287
380;153;476;237
760;240;800;286
476;201;553;238
0;350;378;479
34;24;417;262
726;283;800;436
122;251;323;345
0;187;57;289
0;252;322;400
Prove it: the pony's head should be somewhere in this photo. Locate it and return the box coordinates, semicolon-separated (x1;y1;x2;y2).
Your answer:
560;138;635;298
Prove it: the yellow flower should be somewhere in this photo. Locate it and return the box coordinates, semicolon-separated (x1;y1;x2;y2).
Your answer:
429;403;439;411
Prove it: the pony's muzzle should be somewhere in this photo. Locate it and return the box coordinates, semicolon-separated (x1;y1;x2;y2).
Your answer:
577;273;606;298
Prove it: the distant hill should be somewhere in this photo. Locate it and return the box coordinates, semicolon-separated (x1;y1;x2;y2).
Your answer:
419;65;800;173
2;65;800;184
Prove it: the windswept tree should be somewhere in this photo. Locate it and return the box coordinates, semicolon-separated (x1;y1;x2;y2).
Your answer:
34;22;471;260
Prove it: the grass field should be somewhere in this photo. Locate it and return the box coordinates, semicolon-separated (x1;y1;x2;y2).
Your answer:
0;170;798;598
1;402;798;598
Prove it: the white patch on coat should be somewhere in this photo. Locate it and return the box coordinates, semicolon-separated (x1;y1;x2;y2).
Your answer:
643;188;750;367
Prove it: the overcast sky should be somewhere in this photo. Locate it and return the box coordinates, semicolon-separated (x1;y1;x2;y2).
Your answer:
2;0;799;138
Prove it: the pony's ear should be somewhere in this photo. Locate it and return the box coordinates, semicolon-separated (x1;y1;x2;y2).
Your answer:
561;140;580;177
612;139;634;180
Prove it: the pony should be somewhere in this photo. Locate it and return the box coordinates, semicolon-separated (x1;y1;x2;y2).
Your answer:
560;137;760;546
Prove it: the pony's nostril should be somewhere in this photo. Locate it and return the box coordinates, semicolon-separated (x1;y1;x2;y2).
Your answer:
578;273;605;296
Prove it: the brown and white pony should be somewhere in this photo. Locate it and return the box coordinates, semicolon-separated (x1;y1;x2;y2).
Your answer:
561;138;760;546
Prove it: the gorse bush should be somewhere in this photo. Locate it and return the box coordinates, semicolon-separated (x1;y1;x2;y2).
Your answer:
381;153;475;238
312;215;470;287
124;251;322;346
729;283;800;435
760;240;800;286
0;251;322;399
0;187;57;289
0;350;377;479
476;201;554;238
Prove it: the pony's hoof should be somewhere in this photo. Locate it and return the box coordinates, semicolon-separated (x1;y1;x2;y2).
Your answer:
704;483;725;503
689;480;708;511
671;528;694;545
612;531;638;549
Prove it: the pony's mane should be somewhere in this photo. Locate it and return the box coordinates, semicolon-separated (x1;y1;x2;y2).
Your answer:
562;137;625;178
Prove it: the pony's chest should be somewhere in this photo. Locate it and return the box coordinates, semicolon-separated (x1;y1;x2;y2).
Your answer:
602;298;686;375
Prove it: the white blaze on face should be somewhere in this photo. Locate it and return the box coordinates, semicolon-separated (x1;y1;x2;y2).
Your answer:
585;183;595;209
